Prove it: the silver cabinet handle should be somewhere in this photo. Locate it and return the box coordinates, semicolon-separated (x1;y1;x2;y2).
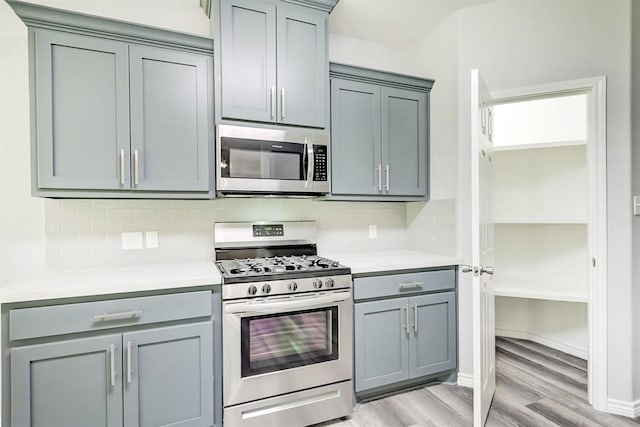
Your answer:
385;164;390;192
270;86;276;120
126;341;132;384
398;281;424;290
109;344;116;387
413;303;418;332
133;149;139;186
404;305;410;334
94;310;143;322
377;164;382;191
280;87;285;119
119;149;125;185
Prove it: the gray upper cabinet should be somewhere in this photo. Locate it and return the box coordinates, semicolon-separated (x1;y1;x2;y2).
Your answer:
11;1;215;198
329;63;433;201
11;334;123;427
218;0;328;128
129;46;210;192
35;30;131;190
382;87;427;197
330;79;382;195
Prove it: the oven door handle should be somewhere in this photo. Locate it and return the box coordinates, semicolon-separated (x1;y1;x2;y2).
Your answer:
224;292;350;315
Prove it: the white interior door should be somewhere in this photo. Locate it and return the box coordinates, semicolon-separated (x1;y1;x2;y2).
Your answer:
471;68;496;426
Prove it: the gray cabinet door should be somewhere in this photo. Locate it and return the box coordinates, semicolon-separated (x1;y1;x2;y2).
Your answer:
381;86;427;197
123;322;214;427
354;298;409;392
35;30;130;190
11;334;123;427
129;46;210;191
276;4;326;128
330;79;382;196
220;0;277;123
408;292;456;379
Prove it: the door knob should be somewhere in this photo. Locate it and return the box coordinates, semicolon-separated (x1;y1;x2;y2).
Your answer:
461;265;478;275
480;266;494;275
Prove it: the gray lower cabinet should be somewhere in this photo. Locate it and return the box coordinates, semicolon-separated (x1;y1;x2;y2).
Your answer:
31;24;212;196
330;64;433;201
11;334;123;427
217;0;328;128
353;269;457;395
8;291;215;427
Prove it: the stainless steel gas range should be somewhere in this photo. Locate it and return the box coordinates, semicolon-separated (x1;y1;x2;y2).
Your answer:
214;221;353;427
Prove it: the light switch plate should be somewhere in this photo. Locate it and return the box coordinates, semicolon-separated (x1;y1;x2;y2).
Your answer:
146;231;159;248
122;232;143;250
368;225;377;239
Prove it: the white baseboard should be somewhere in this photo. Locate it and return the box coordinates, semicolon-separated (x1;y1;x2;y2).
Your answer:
496;329;588;360
606;398;640;418
456;372;473;388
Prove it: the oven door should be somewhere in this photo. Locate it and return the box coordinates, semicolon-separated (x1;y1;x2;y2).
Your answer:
223;290;352;406
216;124;330;195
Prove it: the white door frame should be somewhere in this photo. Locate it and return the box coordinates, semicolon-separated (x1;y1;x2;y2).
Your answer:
490;76;608;411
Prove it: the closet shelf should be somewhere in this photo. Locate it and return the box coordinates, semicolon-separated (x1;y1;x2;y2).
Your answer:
493;277;588;303
494;218;588;225
493;139;587;152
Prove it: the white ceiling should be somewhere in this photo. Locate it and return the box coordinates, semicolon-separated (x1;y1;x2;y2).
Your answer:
329;0;495;46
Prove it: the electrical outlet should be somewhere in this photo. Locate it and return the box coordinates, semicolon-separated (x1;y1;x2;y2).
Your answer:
634;196;640;216
368;225;378;239
122;232;143;250
146;231;159;248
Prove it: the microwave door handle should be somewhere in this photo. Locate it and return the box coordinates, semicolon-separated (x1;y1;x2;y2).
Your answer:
305;140;314;188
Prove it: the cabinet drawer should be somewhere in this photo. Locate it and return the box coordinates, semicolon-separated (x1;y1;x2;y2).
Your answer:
354;269;455;301
9;291;212;341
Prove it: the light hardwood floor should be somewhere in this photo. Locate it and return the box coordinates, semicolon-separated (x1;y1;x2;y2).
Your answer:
319;337;640;427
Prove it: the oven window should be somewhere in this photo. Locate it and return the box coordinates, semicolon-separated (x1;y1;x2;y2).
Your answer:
241;307;339;377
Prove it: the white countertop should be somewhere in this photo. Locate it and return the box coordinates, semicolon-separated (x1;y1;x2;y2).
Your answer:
0;262;222;304
327;250;460;275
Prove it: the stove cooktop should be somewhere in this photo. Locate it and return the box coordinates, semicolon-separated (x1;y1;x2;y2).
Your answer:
216;255;351;283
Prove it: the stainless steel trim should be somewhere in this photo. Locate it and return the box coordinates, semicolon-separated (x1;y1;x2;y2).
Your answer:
377;164;382;191
94;310;143;322
413;303;418;333
110;344;116;387
280;87;285;119
385;164;390;192
270;86;276;120
119;149;125;185
221;274;352;300
214;220;317;249
133;149;139;186
398;281;424;290
224;291;350;315
305;139;314;189
126;341;132;383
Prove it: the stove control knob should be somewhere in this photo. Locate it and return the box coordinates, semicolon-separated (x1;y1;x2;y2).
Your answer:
262;283;272;294
247;285;258;296
325;278;335;288
288;281;298;291
313;279;323;289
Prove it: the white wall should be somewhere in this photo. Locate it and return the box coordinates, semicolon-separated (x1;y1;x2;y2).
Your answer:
455;0;634;403
632;0;640;401
0;2;45;285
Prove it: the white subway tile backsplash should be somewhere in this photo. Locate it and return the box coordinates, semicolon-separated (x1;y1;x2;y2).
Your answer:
43;197;445;270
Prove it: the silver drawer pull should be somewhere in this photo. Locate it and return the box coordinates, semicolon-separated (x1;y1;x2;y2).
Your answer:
398;281;424;290
94;310;143;322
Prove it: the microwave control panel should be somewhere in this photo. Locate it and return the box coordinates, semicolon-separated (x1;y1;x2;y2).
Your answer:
313;145;328;181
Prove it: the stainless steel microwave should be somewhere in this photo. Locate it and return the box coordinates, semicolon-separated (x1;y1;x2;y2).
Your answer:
216;124;330;196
